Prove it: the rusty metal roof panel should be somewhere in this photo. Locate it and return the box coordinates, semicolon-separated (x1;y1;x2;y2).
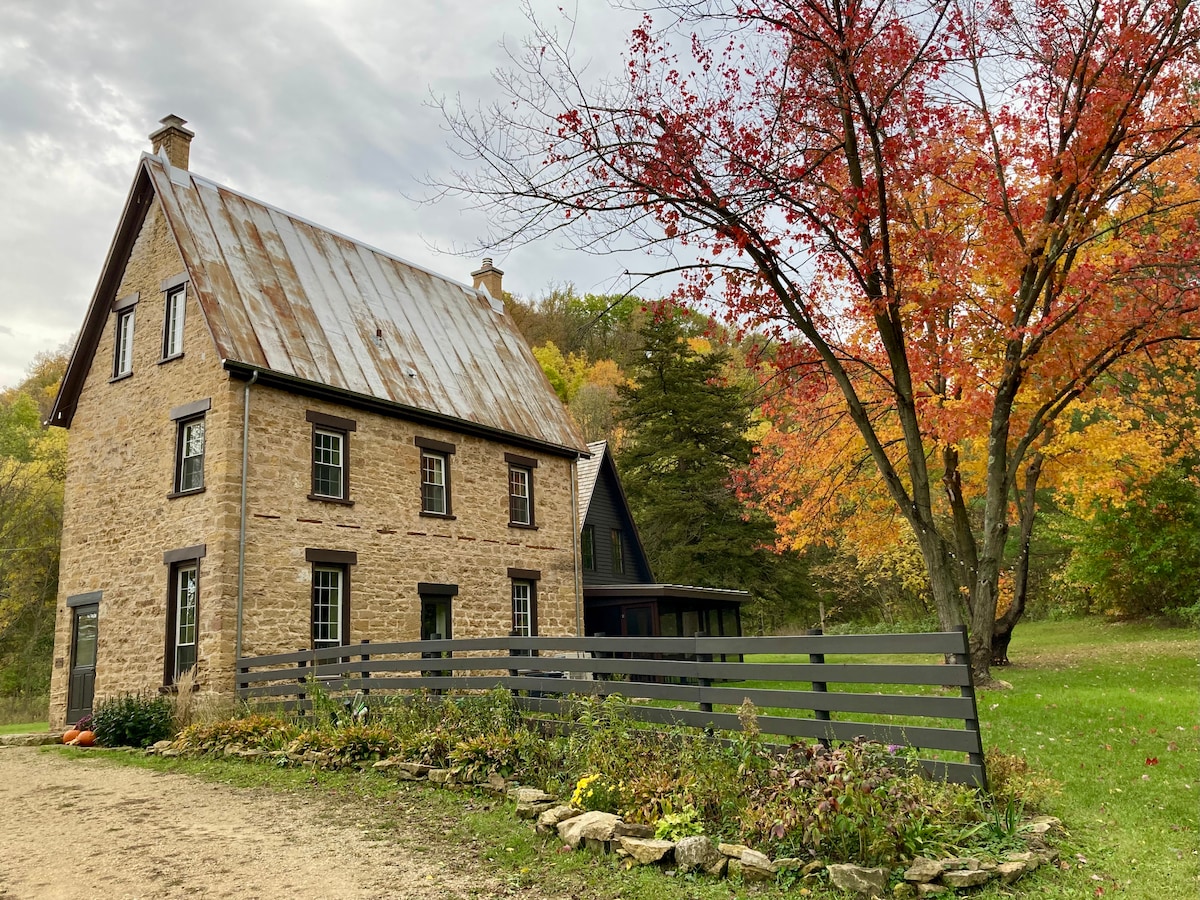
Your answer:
144;155;587;453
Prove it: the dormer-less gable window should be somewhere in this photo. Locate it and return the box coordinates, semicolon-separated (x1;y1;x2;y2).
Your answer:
161;273;189;360
112;293;139;379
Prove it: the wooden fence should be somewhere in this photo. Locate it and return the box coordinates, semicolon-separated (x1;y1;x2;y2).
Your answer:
236;627;987;788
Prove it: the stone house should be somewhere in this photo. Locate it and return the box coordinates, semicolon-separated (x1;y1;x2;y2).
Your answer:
47;117;589;727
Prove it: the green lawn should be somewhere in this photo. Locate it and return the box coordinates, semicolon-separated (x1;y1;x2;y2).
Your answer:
0;721;49;735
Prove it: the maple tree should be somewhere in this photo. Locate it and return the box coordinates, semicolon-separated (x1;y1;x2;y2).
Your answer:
445;0;1200;678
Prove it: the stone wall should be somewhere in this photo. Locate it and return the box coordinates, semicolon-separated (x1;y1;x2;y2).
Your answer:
238;386;581;664
50;199;242;728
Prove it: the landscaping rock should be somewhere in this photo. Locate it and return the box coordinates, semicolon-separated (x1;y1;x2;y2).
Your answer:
707;856;729;878
614;821;655;839
151;740;174;752
0;733;64;748
903;857;944;883
558;811;621;850
397;762;431;777
427;768;452;784
941;857;981;872
739;849;777;882
802;859;826;875
996;860;1028;884
619;836;674;865
516;800;556;820
893;883;916;898
1005;850;1039;870
718;842;751;858
674;835;723;874
583;836;613;854
916;883;950;897
941;869;994;888
773;857;807;871
511;787;555;805
486;773;508;794
827;863;889;897
536;805;581;834
1028;815;1063;832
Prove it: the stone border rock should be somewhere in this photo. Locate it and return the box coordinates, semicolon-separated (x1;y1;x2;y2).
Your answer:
140;740;1064;897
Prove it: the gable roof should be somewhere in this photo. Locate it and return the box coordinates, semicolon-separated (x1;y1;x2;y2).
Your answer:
577;439;654;582
51;154;588;457
576;439;608;524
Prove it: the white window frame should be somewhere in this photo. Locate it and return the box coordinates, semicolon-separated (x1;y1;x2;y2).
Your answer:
163;285;185;358
114;308;135;377
312;428;345;499
508;466;532;525
173;563;198;681
421;450;448;515
175;416;206;493
312;566;344;650
512;580;533;638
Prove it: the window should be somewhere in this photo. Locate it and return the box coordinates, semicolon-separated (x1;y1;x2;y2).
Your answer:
311;566;344;650
581;525;595;571
505;453;538;527
508;568;540;652
416;437;456;516
163;544;205;686
305;549;356;651
113;308;135;378
169;399;210;497
175;417;205;493
611;528;624;574
419;582;458;641
307;411;355;503
162;285;185;359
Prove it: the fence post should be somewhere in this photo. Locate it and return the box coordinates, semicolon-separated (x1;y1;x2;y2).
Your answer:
296;648;308;718
695;631;713;715
806;627;832;749
360;638;371;698
953;624;988;790
508;628;523;699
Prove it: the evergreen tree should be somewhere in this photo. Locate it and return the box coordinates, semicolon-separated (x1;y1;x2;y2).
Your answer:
617;309;813;626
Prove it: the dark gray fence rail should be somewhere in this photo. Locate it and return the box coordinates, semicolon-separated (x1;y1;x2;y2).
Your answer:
236;627;986;787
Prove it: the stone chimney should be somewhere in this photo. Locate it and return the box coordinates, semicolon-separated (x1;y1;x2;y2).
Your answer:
149;114;195;169
471;257;504;298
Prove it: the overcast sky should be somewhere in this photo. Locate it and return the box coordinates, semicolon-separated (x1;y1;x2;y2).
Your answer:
0;0;651;390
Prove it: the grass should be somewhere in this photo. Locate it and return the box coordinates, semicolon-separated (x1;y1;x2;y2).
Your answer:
40;619;1199;899
0;694;48;728
0;720;49;735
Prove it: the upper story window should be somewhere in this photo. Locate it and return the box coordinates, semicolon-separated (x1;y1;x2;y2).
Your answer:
169;398;210;497
416;436;456;517
111;293;139;379
611;528;624;575
162;286;186;359
581;525;595;571
307;411;356;504
506;453;538;527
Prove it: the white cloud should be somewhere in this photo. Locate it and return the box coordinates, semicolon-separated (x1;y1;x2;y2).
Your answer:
0;0;648;389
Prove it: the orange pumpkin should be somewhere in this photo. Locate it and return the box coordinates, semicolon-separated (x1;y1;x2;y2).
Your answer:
75;731;95;747
62;729;81;743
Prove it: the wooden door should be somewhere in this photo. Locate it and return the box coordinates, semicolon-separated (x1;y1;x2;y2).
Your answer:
67;604;98;725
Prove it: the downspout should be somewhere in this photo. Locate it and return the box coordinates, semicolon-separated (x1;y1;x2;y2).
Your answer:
235;370;259;669
570;456;583;636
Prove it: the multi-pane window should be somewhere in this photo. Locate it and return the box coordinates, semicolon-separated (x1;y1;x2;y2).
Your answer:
113;308;135;377
175;417;205;493
512;581;532;637
611;528;624;574
581;525;595;571
312;429;344;498
173;563;198;679
421;451;448;514
163;285;185;358
509;466;532;525
312;566;344;650
306;411;355;503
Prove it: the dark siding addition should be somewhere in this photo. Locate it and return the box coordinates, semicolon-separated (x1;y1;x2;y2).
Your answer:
582;464;652;586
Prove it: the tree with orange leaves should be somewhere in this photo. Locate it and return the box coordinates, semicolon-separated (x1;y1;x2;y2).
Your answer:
445;0;1200;678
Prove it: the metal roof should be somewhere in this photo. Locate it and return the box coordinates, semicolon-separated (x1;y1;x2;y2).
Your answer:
60;153;587;453
577;439;607;523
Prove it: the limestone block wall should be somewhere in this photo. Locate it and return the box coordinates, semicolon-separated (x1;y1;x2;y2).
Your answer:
238;386;581;659
49;200;241;728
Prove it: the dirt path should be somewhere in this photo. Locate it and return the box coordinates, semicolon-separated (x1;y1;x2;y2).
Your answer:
0;747;523;900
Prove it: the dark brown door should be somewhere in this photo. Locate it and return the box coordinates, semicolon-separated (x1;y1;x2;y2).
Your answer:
67;604;98;725
622;603;657;637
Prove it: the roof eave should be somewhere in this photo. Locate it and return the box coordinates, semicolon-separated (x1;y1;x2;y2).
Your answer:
225;360;589;459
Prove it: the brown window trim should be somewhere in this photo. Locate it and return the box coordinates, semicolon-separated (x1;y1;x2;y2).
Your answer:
307;410;358;432
113;292;140;312
415;435;456;455
417;582;459;596
161;272;189;292
504;452;538;469
167;487;206;500
66;590;103;608
509;573;540;640
507;567;541;581
305;548;358;565
163;544;207;565
163;551;203;687
170;398;211;421
171;412;206;496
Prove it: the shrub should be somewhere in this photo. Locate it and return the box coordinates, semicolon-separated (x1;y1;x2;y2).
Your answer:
177;714;299;753
449;730;521;781
91;693;175;747
571;773;627;813
985;747;1059;813
655;805;705;840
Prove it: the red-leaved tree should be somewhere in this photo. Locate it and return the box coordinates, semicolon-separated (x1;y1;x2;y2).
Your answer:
442;0;1200;679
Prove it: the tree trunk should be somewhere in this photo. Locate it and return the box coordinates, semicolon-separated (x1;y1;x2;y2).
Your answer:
992;454;1043;666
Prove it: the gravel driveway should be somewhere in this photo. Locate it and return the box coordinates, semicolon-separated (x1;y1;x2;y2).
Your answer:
0;747;521;900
